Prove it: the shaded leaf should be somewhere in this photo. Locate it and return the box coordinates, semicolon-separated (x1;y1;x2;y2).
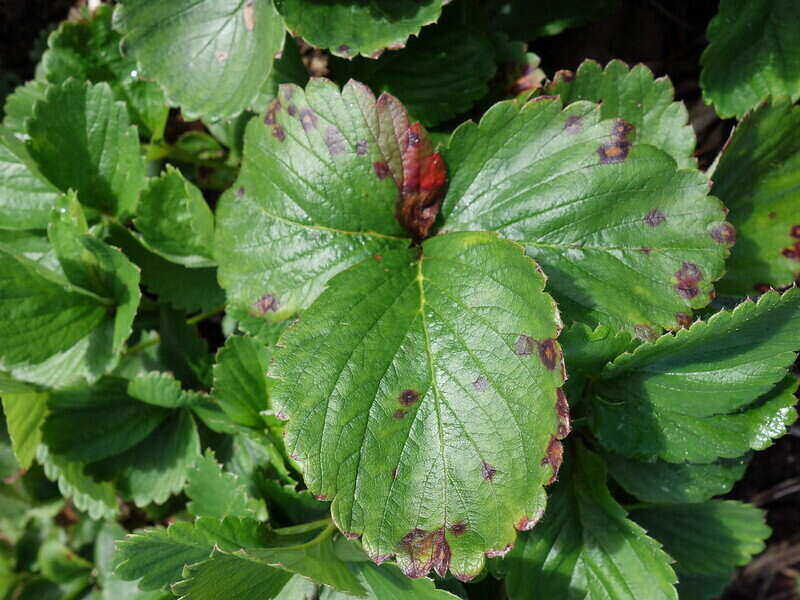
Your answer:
272;232;565;579
1;390;47;469
212;335;270;429
492;0;618;39
2;80;47;136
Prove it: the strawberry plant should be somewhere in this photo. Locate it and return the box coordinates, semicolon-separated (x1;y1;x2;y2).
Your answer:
1;1;799;599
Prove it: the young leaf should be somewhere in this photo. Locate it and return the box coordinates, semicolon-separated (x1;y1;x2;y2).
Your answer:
26;79;146;219
127;372;202;409
701;0;800;118
185;450;263;520
212;335;271;429
630;501;770;600
37;444;118;521
273;0;444;59
114;0;285;121
134;167;215;268
215;80;422;324
714;99;800;295
504;443;678;600
2;80;47;135
604;454;748;504
332;24;497;127
591;289;800;462
171;550;293;600
441;96;731;335
272;232;567;580
545;60;696;168
40;5;168;138
1;389;47;469
0;125;60;229
0;246;108;366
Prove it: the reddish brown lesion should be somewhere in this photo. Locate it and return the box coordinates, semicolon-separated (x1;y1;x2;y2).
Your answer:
399;527;451;578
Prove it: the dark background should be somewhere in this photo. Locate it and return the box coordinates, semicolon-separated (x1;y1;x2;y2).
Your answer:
1;1;798;598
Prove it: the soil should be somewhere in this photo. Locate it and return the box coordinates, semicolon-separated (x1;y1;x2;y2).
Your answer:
1;1;797;599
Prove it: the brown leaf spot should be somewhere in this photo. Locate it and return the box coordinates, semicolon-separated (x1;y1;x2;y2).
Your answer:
271;125;286;142
710;223;736;244
754;283;772;293
324;127;347;156
370;553;392;565
235;186;245;198
541;437;563;484
564;115;583;134
768;211;777;219
337;44;351;54
264;100;280;125
782;244;800;261
393;409;407;420
282;86;294;101
514;335;534;356
597;140;630;163
275;411;289;421
472;376;488;392
791;225;800;239
299;108;317;131
342;531;360;540
515;510;545;531
243;0;255;30
485;544;514;559
676;313;693;329
391;469;398;480
314;494;328;501
400;528;451;578
356;139;368;155
481;461;497;481
399;389;419;406
554;69;574;82
449;521;468;536
453;573;475;583
537;338;559;370
644;209;666;227
373;161;391;179
634;324;654;341
611;118;635;140
639;247;652;254
286;104;297;116
675;261;702;299
254;293;279;314
555;389;571;439
373;254;382;261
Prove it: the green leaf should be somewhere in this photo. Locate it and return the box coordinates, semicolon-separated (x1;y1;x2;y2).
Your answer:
186;450;263;520
323;561;461;599
42;378;170;463
114;517;270;591
212;335;270;429
1;391;47;469
37;445;118;521
26;79;146;219
274;0;444;59
0;245;108;366
128;372;201;409
545;60;696;168
114;0;286;121
2;80;47;136
272;232;566;579
441;96;731;336
714;99;800;295
504;443;678;600
216;79;415;324
0;125;60;230
40;5;168;138
591;289;800;462
605;454;748;504
630;501;770;600
171;550;293;600
332;24;497;127
134;167;215;267
700;0;800;118
38;539;93;584
492;0;618;39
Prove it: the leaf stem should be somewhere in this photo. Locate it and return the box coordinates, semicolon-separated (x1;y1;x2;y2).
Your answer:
273;517;332;537
185;304;226;325
123;335;160;357
280;522;337;551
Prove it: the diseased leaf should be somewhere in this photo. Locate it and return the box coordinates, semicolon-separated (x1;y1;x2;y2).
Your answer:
545;59;696;168
714;99;800;295
134;167;215;267
274;0;444;59
2;391;47;469
332;24;497;127
441;96;731;335
186;450;263;520
26;79;146;219
272;232;567;579
504;443;678;600
701;0;800;118
591;290;800;462
0;125;60;230
37;444;118;521
114;0;286;120
631;501;770;600
216;79;425;324
605;453;748;504
212;335;270;429
40;5;168;138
